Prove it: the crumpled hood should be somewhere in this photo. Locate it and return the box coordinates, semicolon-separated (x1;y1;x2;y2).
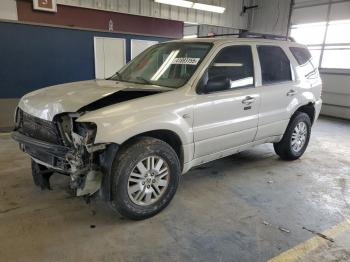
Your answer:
18;80;167;121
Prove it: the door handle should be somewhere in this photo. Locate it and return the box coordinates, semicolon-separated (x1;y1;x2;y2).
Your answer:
242;96;255;105
287;89;297;96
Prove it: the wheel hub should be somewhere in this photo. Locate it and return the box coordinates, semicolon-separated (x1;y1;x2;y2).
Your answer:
127;156;170;206
291;122;307;152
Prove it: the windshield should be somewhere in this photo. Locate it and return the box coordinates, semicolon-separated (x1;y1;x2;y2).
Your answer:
111;42;212;88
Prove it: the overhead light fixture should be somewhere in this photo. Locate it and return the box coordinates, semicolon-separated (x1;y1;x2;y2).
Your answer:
329;19;350;25
184;21;199;25
193;3;225;13
154;0;193;8
154;1;225;13
183;35;198;39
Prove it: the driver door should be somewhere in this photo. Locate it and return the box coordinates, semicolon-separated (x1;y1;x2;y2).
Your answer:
193;44;260;158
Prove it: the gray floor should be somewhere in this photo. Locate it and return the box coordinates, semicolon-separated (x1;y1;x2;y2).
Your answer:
0;116;349;262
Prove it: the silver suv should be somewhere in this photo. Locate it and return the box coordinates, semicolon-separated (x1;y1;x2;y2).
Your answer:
12;33;322;220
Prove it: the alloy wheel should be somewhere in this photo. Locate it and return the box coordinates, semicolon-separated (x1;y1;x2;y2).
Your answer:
127;156;170;206
291;122;308;152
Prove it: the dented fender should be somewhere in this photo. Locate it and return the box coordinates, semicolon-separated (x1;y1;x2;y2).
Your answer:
76;90;195;146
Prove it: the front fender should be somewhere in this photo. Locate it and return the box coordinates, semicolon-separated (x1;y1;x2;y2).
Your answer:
77;109;193;146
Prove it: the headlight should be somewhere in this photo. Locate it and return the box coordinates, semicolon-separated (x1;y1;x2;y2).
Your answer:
14;107;22;127
74;122;97;144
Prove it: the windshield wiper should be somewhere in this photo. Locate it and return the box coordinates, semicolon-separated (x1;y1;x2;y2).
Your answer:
106;72;122;81
135;76;153;85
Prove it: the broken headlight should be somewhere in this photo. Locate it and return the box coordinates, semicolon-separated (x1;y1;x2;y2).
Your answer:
74;122;97;145
14;107;22;128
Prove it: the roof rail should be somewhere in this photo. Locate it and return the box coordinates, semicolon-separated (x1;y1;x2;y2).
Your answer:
239;31;295;42
197;31;295;42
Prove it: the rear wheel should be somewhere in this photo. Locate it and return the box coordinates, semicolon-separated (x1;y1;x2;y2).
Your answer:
273;112;311;160
110;137;180;220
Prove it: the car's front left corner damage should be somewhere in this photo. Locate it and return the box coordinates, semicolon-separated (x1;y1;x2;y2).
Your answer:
12;109;118;199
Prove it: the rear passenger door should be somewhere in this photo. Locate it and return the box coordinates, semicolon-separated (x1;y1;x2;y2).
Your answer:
255;45;299;140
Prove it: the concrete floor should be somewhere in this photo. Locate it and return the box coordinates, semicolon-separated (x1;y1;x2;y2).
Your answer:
0;116;349;262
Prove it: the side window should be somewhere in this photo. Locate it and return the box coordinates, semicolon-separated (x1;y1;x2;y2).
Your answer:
289;47;312;65
257;45;292;84
289;47;318;79
198;45;254;93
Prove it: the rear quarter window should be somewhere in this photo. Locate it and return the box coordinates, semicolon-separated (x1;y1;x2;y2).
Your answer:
289;47;318;79
289;47;312;65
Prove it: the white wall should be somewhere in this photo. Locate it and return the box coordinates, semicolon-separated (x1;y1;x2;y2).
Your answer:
292;0;350;24
131;39;158;59
58;0;249;29
321;73;350;120
0;0;18;21
184;25;198;37
248;0;291;35
94;37;126;79
198;24;239;36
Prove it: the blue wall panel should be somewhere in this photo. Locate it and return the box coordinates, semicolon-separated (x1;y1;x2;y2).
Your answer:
0;22;170;98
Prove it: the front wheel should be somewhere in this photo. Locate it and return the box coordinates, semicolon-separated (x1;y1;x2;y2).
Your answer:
110;137;180;220
273;112;311;160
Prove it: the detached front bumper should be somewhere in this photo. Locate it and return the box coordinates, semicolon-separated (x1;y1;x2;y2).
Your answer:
12;131;72;172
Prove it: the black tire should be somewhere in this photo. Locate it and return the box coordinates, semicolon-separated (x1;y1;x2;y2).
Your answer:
110;136;181;220
273;112;311;160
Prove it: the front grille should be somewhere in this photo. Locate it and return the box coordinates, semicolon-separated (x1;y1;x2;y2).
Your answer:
17;109;62;145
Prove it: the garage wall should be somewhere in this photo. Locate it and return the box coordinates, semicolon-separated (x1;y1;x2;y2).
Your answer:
0;0;18;20
16;0;183;38
291;0;350;120
248;0;292;35
1;0;249;30
321;73;350;119
0;21;171;130
198;24;240;36
249;0;350;120
57;0;249;29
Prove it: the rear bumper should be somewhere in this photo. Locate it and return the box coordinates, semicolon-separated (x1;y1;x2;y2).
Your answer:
12;131;71;170
314;98;322;123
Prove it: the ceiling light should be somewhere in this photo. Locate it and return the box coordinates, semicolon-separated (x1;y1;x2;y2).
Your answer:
292;22;327;28
184;21;199;25
329;19;350;25
154;0;194;8
183;35;198;39
193;3;225;13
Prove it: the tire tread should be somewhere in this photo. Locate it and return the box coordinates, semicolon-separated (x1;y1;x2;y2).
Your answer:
110;136;180;220
273;112;311;160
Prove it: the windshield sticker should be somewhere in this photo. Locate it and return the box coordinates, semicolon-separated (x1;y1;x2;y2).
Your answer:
172;57;200;65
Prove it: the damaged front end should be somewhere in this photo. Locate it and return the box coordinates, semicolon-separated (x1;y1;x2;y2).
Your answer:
12;108;116;198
